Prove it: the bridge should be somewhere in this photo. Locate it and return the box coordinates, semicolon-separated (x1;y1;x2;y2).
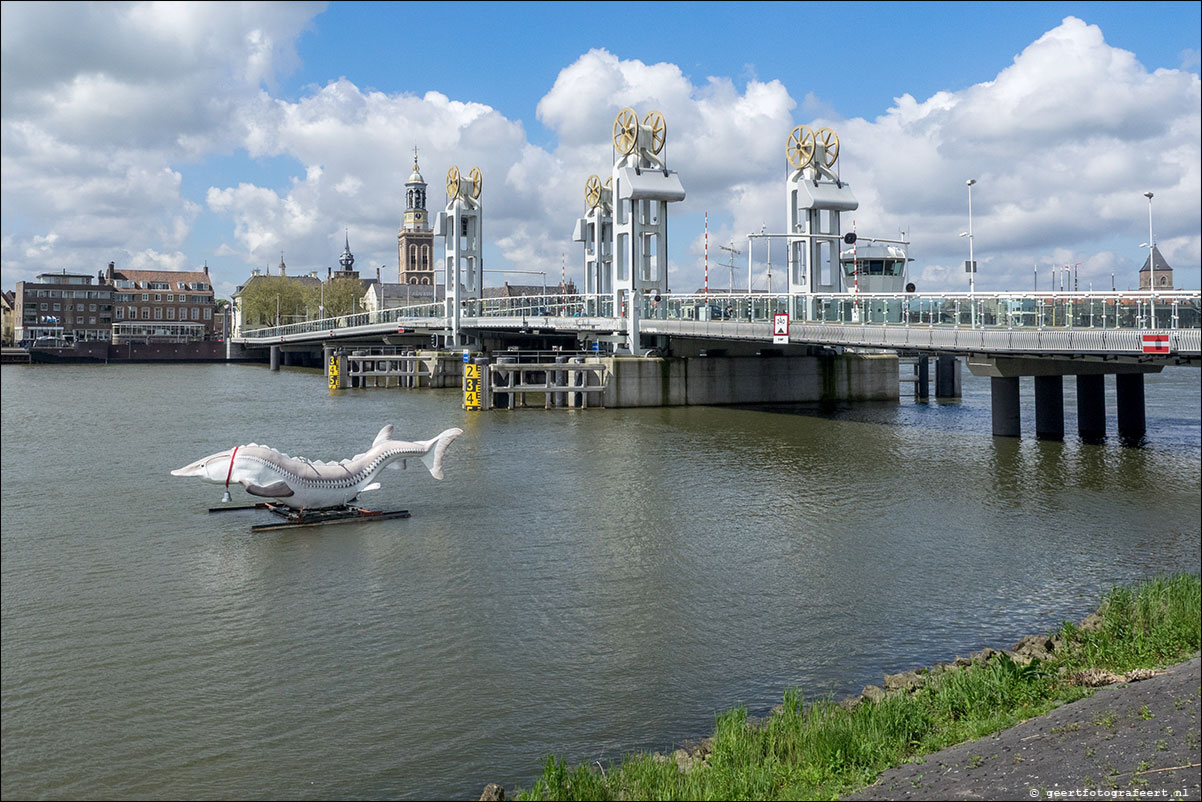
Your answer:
230;110;1199;443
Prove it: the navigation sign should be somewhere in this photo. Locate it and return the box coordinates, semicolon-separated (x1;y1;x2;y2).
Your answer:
773;312;789;344
463;362;482;410
462;349;471;363
964;260;977;273
1142;333;1170;354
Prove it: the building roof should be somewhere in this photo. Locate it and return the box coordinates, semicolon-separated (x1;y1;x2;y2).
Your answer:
1139;245;1172;273
109;266;213;288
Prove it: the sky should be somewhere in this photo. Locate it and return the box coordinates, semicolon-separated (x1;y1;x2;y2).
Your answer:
2;1;1200;301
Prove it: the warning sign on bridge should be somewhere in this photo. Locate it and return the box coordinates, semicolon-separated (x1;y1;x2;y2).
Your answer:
773;312;789;345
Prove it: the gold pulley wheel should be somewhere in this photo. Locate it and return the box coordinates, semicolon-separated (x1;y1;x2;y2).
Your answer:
446;165;460;199
815;127;839;166
643;110;666;154
469;167;482;199
787;125;815;169
585;174;602;209
613;107;638;155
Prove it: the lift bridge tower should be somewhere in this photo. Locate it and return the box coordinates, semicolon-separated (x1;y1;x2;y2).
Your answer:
435;165;483;347
785;125;857;318
573;174;613;317
606;107;685;353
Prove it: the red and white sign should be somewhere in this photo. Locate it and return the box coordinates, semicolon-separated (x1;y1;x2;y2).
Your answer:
773;312;790;344
1142;333;1170;354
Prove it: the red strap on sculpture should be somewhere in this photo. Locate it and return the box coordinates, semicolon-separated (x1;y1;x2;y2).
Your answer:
225;446;239;489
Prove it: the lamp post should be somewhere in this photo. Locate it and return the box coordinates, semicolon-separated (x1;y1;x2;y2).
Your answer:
960;178;977;325
1140;191;1156;327
275;294;280;327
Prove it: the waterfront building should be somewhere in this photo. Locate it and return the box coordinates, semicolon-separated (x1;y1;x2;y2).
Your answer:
103;263;218;341
362;281;443;313
481;281;578;300
398;150;436;287
1;291;14;345
1139;245;1174;290
15;271;114;343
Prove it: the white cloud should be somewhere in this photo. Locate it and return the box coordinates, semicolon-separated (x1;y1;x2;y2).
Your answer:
1;1;320;285
2;11;1198;303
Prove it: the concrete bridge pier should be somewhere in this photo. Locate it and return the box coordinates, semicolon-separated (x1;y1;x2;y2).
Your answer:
1116;373;1146;441
935;355;961;398
1076;374;1106;440
1034;375;1065;440
973;358;1160;444
270;345;280;371
990;377;1021;438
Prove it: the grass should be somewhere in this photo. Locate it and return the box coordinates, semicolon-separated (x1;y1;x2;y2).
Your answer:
515;573;1201;801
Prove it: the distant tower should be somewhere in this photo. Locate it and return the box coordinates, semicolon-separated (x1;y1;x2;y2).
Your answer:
279;252;287;276
399;148;436;286
1139;245;1173;290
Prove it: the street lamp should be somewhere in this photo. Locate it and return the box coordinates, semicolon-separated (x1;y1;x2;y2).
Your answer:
960;178;977;325
1140;191;1155;326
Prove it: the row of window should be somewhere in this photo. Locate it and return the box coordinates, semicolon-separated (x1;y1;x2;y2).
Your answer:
38;303;109;312
113;307;212;321
111;292;213;303
111;280;211;292
27;289;113;300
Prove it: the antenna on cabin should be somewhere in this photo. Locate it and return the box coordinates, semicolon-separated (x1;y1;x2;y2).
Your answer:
719;241;741;292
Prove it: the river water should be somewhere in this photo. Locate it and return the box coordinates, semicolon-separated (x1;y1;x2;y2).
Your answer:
2;362;1199;800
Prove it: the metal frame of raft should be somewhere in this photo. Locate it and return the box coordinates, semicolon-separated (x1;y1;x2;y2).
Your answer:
208;501;410;531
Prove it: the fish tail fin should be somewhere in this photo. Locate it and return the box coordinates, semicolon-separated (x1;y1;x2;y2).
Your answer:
419;428;463;480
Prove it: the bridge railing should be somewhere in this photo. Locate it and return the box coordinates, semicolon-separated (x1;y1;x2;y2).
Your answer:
236;290;1201;340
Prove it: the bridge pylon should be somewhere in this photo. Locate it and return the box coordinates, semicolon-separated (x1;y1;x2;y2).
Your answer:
573;174;614;317
607;107;685;353
784;125;858;319
435;165;483;347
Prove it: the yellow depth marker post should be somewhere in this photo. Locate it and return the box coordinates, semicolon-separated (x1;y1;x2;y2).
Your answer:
328;354;340;390
463;362;481;410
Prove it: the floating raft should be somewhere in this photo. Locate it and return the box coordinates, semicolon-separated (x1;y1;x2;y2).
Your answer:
208;501;410;531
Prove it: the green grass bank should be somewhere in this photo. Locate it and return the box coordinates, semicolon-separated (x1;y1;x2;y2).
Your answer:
506;573;1201;801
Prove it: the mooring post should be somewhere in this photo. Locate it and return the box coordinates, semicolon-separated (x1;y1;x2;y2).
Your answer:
990;376;1021;437
915;356;929;399
1076;374;1106;441
494;356;514;409
935;355;961;398
554;355;568;408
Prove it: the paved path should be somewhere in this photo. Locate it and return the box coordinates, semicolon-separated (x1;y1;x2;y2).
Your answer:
846;656;1201;801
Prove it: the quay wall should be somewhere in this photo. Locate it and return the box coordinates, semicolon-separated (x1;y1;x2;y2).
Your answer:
600;353;899;408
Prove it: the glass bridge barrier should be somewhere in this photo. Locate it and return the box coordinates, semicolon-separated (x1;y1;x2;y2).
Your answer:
237;291;1199;340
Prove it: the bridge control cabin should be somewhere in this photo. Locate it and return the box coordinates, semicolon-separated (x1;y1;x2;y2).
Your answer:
839;242;911;293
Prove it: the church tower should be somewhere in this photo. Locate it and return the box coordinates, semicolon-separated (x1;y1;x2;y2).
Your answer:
398;148;436;285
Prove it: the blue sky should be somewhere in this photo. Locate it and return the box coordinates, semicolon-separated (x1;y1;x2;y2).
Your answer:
2;1;1199;298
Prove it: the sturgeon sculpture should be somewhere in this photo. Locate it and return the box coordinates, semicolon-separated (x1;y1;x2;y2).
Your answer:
172;425;463;510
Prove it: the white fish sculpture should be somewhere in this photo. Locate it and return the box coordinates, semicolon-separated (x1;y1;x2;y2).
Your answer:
172;425;463;510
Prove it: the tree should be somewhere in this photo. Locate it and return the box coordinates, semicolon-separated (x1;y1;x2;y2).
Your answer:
238;276;314;326
321;277;366;317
